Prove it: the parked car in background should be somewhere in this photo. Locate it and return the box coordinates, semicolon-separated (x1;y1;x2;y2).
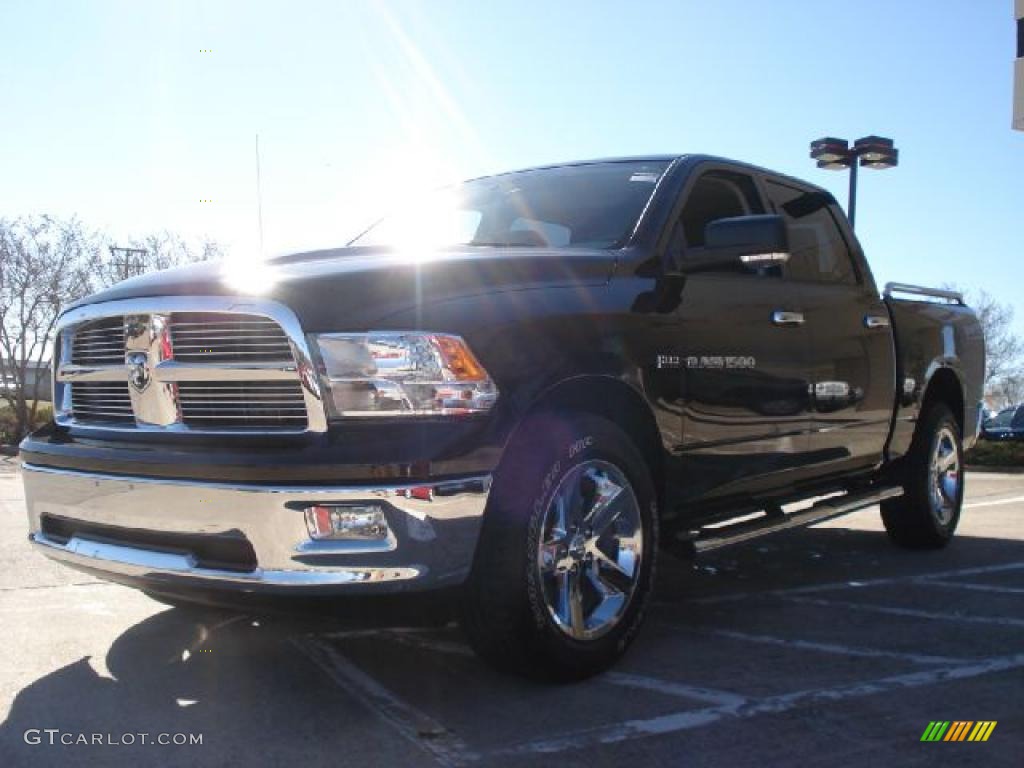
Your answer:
981;405;1024;441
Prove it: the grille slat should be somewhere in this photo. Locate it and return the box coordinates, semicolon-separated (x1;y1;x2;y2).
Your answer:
173;343;292;348
171;335;289;341
181;407;308;412
173;341;291;347
181;414;308;420
71;319;125;365
171;327;281;334
170;321;279;328
170;351;294;360
179;401;302;406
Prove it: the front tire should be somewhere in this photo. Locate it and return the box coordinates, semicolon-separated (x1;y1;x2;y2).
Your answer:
881;402;963;549
461;412;658;681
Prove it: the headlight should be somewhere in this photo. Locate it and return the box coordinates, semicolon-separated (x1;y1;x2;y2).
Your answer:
312;332;498;418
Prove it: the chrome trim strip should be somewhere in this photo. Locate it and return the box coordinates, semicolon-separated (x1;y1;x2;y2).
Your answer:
884;282;965;305
57;364;130;382
863;314;891;329
53;296;326;433
22;463;491;592
31;533;420;586
22;462;491;496
771;310;805;326
153;361;300;382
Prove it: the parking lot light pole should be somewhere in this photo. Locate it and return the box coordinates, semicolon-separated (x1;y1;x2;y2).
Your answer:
809;136;898;229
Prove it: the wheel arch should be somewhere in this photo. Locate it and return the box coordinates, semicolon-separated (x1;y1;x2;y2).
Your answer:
920;366;965;436
508;375;667;515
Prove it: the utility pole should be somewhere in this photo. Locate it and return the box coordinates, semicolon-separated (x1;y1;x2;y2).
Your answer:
108;246;149;281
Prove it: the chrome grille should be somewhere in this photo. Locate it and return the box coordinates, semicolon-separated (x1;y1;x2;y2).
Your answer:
70;382;134;423
54;300;324;433
71;318;125;365
170;313;292;362
178;382;308;427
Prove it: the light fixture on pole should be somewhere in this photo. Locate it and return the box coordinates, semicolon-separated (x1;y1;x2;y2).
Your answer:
810;135;898;228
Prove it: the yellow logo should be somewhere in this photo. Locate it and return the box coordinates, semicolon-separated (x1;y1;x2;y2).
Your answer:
920;721;997;742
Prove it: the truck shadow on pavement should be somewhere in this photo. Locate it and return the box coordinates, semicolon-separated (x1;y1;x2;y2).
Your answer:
3;525;1023;767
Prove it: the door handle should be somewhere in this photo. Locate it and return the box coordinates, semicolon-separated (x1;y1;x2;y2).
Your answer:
863;315;891;329
771;310;805;327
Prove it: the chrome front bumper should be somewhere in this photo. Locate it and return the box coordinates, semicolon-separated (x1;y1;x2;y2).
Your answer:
22;463;490;594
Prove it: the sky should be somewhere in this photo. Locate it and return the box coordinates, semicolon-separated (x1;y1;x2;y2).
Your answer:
2;1;1022;328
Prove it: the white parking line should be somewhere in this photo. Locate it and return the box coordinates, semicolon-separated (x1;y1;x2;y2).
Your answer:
687;561;1024;605
781;595;1024;628
326;625;754;708
377;631;476;657
489;652;1024;757
603;673;748;707
697;628;970;666
964;494;1024;509
0;581;111;592
293;636;478;768
920;579;1024;595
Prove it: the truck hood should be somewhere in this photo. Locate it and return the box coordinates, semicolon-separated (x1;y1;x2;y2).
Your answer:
69;245;617;329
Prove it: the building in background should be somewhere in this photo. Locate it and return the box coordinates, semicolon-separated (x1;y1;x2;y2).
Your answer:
0;361;51;402
1015;0;1023;130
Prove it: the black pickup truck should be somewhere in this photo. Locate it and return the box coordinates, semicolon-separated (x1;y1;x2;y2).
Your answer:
20;155;984;680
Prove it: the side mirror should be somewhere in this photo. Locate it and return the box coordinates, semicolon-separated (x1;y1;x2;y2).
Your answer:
681;214;790;273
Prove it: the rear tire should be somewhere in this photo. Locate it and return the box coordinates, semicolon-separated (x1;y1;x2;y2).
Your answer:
881;402;963;549
461;412;658;681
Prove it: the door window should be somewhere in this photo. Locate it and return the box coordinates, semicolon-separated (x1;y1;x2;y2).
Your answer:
764;180;858;285
676;171;764;250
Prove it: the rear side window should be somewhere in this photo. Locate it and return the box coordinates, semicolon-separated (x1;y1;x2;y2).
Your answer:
675;170;764;250
764;180;858;285
1013;407;1024;428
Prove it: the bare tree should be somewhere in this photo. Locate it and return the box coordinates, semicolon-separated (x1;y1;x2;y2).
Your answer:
969;289;1024;388
988;373;1024;409
0;216;98;440
95;230;224;288
940;286;1024;411
945;285;1024;396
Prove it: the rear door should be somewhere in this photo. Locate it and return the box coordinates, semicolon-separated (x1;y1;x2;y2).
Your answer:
669;166;815;502
762;178;895;475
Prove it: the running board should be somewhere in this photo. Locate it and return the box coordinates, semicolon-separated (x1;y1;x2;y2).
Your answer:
683;486;904;554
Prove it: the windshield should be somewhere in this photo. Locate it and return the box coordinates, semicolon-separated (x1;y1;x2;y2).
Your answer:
987;408;1018;428
350;160;670;251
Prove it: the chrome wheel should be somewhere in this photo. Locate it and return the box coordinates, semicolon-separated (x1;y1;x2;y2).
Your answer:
929;426;960;525
536;460;643;641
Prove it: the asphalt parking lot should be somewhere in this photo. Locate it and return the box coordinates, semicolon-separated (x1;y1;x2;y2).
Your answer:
1;457;1021;767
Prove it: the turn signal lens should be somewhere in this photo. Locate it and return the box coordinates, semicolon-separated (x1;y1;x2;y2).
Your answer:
432;335;486;381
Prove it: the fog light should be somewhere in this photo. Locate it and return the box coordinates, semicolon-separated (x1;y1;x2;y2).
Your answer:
304;504;390;541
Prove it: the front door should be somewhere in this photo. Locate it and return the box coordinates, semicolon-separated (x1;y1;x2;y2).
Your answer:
668;167;815;502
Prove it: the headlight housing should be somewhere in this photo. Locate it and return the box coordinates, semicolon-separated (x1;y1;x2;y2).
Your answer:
312;332;498;418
